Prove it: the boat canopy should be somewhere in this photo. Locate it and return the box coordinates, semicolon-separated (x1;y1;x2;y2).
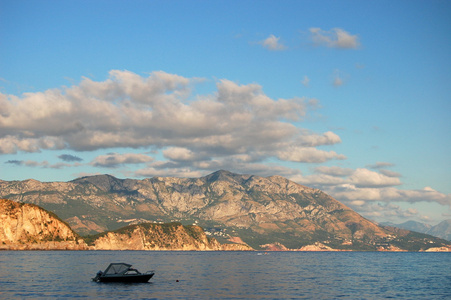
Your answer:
103;263;132;275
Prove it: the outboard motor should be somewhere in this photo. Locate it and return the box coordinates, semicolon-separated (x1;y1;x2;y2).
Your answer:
93;271;103;282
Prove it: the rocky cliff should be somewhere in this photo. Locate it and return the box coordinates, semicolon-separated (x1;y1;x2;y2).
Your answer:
0;198;87;250
1;171;449;251
86;222;252;251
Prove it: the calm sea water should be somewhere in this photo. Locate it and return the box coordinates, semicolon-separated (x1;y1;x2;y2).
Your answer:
0;251;450;299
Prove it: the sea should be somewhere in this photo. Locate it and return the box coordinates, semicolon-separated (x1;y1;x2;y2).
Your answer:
0;251;450;299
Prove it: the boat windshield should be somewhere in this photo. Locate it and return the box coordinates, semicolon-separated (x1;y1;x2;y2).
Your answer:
104;263;132;275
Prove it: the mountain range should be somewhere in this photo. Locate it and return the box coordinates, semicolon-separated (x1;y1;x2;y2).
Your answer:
1;170;449;251
381;220;451;241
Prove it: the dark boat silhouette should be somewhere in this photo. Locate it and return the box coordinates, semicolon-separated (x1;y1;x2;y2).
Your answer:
93;263;155;283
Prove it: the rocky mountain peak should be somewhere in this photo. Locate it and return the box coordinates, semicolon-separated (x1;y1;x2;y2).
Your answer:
426;220;451;241
71;174;130;192
204;170;251;184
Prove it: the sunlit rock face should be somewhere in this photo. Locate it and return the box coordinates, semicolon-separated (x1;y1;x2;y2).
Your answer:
88;222;252;251
0;198;87;250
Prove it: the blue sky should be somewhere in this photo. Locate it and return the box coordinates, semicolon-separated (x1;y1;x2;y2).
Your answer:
1;0;450;225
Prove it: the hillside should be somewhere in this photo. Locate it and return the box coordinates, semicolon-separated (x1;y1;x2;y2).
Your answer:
85;222;252;251
1;171;450;251
0;198;87;250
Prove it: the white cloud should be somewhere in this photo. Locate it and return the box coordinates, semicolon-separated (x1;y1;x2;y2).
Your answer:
330;185;451;207
134;167;205;179
298;131;342;147
0;71;342;169
91;153;153;168
348;168;401;188
309;27;360;49
163;147;199;162
277;147;346;163
260;34;287;51
4;159;80;169
58;154;83;162
314;166;354;177
0;135;65;154
332;69;347;87
301;76;310;87
333;76;344;87
396;187;451;206
350;200;366;206
294;173;346;186
292;166;450;219
367;162;395;169
379;169;401;178
344;202;429;223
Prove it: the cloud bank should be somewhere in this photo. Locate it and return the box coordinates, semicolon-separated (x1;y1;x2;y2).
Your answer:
296;165;451;222
0;70;343;170
91;152;153;168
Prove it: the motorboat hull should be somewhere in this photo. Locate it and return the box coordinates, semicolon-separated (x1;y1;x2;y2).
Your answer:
95;272;155;283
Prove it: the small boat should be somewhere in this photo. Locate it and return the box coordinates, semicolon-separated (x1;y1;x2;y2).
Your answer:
92;263;155;283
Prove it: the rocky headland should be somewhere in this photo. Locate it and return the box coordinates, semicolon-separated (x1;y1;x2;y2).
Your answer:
0;198;87;250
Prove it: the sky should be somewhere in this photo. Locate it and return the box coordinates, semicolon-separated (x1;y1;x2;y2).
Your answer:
1;0;450;225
